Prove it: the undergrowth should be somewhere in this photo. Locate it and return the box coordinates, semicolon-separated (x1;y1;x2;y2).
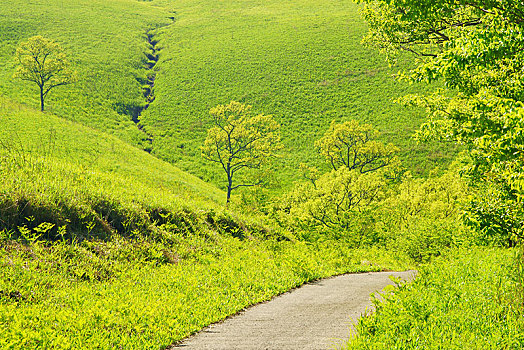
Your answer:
0;232;409;349
346;248;524;349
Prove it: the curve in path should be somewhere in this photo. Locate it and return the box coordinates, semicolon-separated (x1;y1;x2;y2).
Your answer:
172;270;415;350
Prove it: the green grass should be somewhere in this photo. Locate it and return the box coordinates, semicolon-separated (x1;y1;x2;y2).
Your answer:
346;248;524;349
0;95;223;207
0;0;457;197
143;0;455;189
0;0;172;145
0;236;410;349
0;95;412;349
0;96;245;244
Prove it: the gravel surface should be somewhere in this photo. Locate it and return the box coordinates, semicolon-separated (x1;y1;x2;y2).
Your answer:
172;270;416;350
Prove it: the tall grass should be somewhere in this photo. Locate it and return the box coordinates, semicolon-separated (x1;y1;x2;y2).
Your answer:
346;248;524;349
0;233;411;349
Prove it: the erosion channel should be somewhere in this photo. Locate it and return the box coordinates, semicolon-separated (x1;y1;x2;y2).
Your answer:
131;23;171;153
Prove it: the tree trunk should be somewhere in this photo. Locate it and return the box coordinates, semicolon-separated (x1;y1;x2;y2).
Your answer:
40;86;45;111
226;176;233;205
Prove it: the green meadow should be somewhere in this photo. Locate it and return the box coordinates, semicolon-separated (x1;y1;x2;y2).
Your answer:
144;0;453;188
0;0;454;192
0;0;170;146
0;0;522;348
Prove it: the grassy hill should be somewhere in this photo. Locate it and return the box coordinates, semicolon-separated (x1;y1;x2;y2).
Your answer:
0;97;409;348
0;0;172;146
142;0;454;189
0;0;456;196
0;95;227;238
0;1;518;349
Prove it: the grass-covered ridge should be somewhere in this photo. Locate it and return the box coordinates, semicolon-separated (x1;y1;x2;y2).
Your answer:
0;96;226;240
0;0;456;195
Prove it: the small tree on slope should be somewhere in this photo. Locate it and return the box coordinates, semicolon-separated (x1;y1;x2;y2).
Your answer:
202;101;282;205
14;36;76;112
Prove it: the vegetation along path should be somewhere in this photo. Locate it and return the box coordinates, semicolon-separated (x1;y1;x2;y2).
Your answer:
173;271;415;350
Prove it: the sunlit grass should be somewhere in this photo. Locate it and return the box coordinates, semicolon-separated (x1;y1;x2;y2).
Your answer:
346;248;524;349
142;0;455;190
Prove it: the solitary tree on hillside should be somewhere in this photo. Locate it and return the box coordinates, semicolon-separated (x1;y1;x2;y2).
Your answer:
201;101;282;205
14;36;76;111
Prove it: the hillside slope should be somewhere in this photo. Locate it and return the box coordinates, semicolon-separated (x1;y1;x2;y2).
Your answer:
0;0;171;146
142;0;453;189
0;0;455;196
0;96;227;239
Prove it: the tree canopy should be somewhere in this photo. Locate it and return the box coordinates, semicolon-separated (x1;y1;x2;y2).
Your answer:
284;120;400;238
359;0;524;242
201;101;282;204
315;120;399;173
14;35;76;111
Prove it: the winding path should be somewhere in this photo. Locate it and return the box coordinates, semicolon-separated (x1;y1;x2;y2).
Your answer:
172;270;415;350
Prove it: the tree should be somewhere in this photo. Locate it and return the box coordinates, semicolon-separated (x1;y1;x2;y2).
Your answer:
291;166;388;232
201;101;282;205
284;120;400;237
14;36;76;111
358;0;524;242
315;120;399;173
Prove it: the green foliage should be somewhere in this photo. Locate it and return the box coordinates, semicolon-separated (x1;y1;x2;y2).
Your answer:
14;36;76;111
379;170;471;262
359;0;524;243
201;101;283;204
346;248;524;349
0;227;409;349
315;120;399;173
277;120;398;239
282;167;471;260
464;182;524;247
276;120;471;260
286;167;388;238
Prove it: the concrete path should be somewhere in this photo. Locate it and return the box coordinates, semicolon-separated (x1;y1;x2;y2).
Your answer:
172;270;415;350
